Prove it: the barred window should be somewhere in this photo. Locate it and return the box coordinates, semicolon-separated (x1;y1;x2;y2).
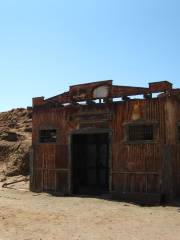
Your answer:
39;129;57;143
128;125;154;141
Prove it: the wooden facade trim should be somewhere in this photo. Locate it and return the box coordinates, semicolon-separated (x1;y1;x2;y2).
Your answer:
33;80;179;108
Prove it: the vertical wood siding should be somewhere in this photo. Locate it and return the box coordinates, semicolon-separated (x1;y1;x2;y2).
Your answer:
31;97;180;199
111;98;165;195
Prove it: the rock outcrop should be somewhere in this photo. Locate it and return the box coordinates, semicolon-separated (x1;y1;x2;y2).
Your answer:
0;108;32;181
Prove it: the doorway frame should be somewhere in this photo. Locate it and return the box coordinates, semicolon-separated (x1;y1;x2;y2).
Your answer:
69;128;112;195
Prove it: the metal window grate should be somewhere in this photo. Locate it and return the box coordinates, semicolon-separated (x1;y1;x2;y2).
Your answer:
128;125;154;141
39;130;57;143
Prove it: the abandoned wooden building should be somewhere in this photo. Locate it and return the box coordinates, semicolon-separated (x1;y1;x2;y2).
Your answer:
31;80;180;203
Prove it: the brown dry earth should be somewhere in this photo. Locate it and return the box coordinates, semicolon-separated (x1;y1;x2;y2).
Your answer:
0;181;180;240
0;108;32;179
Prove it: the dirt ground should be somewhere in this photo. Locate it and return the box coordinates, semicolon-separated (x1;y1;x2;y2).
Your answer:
0;180;180;240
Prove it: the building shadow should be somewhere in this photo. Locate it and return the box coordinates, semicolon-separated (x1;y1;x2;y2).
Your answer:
49;191;180;210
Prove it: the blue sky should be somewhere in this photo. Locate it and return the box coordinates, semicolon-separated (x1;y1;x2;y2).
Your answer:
0;0;180;111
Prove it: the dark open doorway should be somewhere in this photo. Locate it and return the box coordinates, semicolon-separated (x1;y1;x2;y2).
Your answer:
71;133;109;195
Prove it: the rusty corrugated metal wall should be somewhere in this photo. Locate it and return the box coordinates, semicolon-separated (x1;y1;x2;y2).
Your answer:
31;95;180;200
32;108;70;193
111;98;165;196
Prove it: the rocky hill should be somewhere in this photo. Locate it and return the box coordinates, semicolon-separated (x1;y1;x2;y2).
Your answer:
0;108;32;181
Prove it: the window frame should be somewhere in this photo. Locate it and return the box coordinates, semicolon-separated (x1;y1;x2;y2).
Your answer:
123;120;159;144
39;128;58;144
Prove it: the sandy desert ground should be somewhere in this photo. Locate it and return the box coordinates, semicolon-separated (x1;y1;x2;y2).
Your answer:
0;179;180;240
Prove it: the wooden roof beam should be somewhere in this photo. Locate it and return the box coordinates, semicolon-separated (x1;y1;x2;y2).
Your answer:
149;81;172;93
111;85;149;98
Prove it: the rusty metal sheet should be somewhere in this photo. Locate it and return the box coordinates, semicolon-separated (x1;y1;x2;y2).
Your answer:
31;80;180;202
